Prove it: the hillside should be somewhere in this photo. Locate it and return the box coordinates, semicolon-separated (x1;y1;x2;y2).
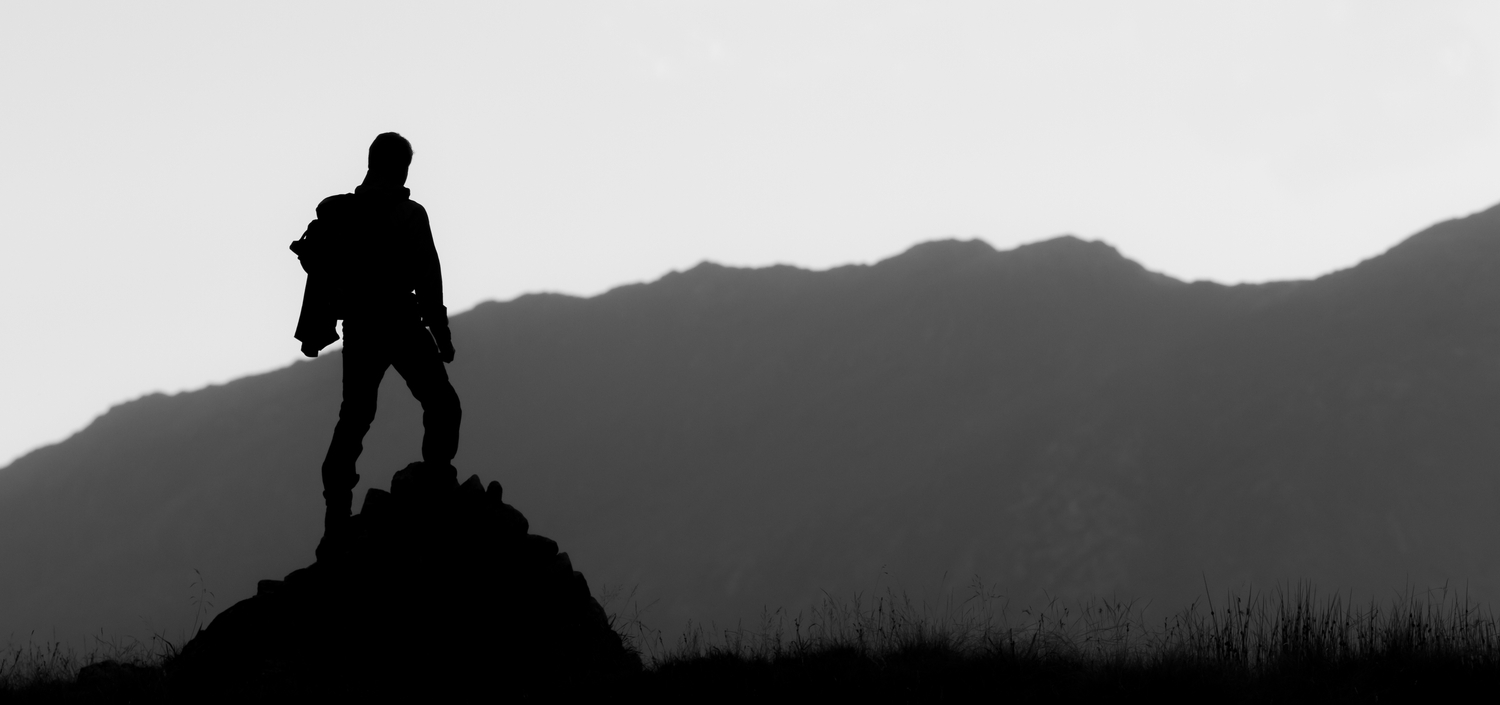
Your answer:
5;207;1500;645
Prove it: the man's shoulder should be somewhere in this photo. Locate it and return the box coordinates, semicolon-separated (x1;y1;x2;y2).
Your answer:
403;199;432;229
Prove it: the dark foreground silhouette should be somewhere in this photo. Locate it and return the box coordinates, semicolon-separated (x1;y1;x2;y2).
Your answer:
166;462;639;698
10;583;1499;703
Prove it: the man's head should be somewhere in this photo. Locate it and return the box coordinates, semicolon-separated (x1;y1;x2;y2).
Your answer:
367;132;413;186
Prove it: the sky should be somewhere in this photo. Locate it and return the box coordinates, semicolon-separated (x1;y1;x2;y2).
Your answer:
3;0;1500;468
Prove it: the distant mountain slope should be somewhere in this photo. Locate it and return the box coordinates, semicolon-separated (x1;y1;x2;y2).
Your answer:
6;207;1500;644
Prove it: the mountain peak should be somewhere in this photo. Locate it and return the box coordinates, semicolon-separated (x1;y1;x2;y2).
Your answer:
879;235;1145;274
889;238;998;262
1011;234;1119;258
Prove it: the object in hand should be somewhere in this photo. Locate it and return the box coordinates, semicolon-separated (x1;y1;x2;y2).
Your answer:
431;325;456;363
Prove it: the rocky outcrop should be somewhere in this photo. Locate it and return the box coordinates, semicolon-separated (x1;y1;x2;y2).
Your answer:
171;462;639;696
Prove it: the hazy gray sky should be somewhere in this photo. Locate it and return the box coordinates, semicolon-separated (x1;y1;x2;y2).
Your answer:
4;0;1500;467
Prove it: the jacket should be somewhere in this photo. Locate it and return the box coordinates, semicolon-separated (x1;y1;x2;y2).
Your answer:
291;183;448;349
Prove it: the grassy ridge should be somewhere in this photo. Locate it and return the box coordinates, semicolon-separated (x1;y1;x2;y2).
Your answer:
6;582;1499;702
621;580;1499;701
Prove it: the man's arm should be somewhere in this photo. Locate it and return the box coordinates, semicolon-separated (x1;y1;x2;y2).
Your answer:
411;204;455;363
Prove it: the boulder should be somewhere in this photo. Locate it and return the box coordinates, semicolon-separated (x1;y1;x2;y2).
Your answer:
170;462;639;697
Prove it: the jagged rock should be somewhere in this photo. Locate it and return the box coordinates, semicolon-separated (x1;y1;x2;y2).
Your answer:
170;462;639;696
362;487;392;517
486;480;530;535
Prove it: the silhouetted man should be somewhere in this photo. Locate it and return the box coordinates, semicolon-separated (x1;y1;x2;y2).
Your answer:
291;132;461;543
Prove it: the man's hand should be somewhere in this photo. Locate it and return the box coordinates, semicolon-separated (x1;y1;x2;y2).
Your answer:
301;343;321;358
431;325;456;364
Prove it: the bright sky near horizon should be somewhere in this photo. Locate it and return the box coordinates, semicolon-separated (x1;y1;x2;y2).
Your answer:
3;1;1500;468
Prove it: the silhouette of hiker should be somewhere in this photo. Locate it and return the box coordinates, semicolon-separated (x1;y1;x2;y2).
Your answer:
290;132;461;546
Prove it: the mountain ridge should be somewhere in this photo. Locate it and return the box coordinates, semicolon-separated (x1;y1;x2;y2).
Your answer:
6;212;1500;646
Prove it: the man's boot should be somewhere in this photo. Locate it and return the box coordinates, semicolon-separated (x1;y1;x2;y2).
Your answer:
315;474;359;561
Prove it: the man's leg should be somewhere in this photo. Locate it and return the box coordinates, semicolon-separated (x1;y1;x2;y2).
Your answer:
392;326;462;468
321;346;390;528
